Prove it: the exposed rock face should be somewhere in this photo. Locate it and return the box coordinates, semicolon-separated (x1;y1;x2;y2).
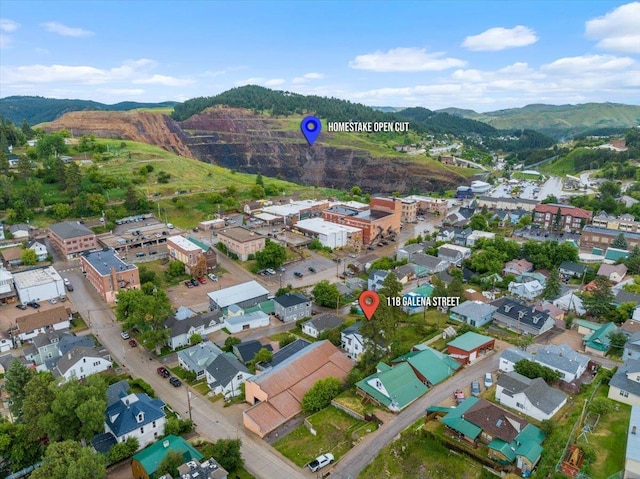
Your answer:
43;107;466;193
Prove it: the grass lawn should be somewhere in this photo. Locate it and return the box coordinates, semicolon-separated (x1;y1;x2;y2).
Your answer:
539;155;576;176
70;313;89;332
269;332;298;343
332;390;376;417
192;381;211;395
274;406;373;467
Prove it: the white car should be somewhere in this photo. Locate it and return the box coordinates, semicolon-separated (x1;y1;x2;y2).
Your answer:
121;331;130;340
484;372;493;388
308;453;334;472
63;278;71;286
208;273;218;281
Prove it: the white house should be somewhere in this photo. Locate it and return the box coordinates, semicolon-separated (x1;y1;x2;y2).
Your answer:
341;322;366;361
224;310;270;334
534;343;590;383
466;230;496;248
177;341;224;380
597;263;628;283
53;346;112;381
15;306;72;344
508;279;544;300
625;332;640;361
496;371;567;421
552;290;586;315
104;391;167;449
302;313;344;339
27;240;48;262
368;270;389;292
437;244;471;267
608;358;640;407
498;348;534;373
165;309;224;350
205;353;253;399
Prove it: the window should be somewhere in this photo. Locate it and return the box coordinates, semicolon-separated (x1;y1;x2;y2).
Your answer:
152;421;156;428
140;427;144;434
620;390;629;397
516;402;524;409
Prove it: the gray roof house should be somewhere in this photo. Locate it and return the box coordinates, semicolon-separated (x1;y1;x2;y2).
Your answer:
368;269;389;292
624;332;640;362
491;298;555;336
273;293;312;323
205;353;253;399
52;345;112;381
534;343;590;383
302;313;345;339
559;261;587;278
396;243;425;261
232;340;273;364
8;223;30;238
608;358;640;407
449;300;498;328
410;252;449;275
165;310;223;350
207;280;269;311
177;341;224;379
437;245;470;267
256;338;311;372
498;348;534;372
496;371;568;421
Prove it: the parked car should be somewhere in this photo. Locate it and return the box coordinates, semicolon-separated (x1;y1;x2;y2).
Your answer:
471;380;481;397
308;453;334;472
308;267;317;273
190;278;199;287
208;273;218;281
169;377;182;387
49;298;57;304
129;339;137;347
265;268;276;275
121;331;130;340
27;301;40;309
197;277;207;284
484;372;493;388
294;271;304;278
157;367;170;378
16;303;27;310
64;278;74;291
184;280;193;288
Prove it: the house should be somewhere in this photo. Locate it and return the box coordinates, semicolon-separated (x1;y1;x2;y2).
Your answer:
48;221;98;259
232;340;273;364
625;406;640;479
597;263;628;283
396;243;425;261
208;280;269;311
165;309;223;350
608;358;640;406
454;227;473;246
0;332;12;353
8;223;30;239
178;341;224;380
53;345;112;381
216;227;265;261
446;331;495;365
24;330;94;371
583;322;617;356
532;204;592;231
105;391;166;449
622;319;640;338
502;259;533;276
81;248;140;303
625;332;640;361
356;361;428;412
410;253;449;274
0;246;25;267
368;269;389;292
302;313;344;339
273;293;312;322
205;353;253;399
559;261;587;278
617;290;640;308
26;240;48;262
436;227;456;243
498;348;534;373
391;345;460;387
402;284;434;315
131;435;203;479
466;230;495;248
552;290;586;315
166;235;217;274
14;305;72;344
496;371;567;421
491;298;555;336
256;338;311;372
393;264;415;284
433;397;545;473
0;267;17;306
508;279;544;300
243;340;352;437
224;310;270;333
341;321;369;360
437;244;471;267
533;343;590;383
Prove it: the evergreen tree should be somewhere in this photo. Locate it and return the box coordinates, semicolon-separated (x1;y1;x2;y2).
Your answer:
255;173;264;186
582;275;615;318
611;233;628;250
542;269;562;299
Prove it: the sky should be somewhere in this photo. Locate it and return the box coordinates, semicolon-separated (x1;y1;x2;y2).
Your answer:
0;0;639;112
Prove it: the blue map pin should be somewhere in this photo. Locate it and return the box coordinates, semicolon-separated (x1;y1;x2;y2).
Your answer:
300;115;322;146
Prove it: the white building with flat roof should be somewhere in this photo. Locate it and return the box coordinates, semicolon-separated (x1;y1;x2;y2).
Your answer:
208;280;269;311
295;218;362;249
13;266;65;304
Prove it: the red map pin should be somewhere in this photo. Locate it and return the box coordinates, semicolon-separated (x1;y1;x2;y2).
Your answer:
359;291;380;321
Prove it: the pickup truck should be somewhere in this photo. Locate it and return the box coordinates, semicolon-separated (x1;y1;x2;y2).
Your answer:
308;453;334;472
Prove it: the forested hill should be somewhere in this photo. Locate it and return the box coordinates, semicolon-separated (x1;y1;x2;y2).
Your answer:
170;85;498;137
0;96;178;125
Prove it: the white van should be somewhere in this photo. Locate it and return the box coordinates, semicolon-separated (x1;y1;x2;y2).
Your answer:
167;223;174;229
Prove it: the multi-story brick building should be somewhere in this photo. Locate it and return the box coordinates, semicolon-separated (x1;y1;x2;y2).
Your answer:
216;227;265;261
400;198;418;223
48;221;98;259
532;204;592;232
580;226;640;250
80;248;140;303
403;195;449;216
166;235;216;274
591;212;639;233
322;197;402;245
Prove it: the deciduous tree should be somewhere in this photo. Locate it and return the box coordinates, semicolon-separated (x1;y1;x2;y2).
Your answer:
20;248;38;266
542;269;562;299
301;377;343;414
30;440;106;479
312;280;340;308
4;359;35;419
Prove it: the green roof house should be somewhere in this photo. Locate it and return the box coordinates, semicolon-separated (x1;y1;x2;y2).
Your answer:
583;322;618;356
132;435;203;479
356;361;428;412
393;346;461;386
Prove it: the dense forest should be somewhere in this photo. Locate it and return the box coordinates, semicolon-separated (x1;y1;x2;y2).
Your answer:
170;85;500;138
0;96;178;125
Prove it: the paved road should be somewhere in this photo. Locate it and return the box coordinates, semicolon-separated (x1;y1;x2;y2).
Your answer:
330;349;501;479
63;267;305;479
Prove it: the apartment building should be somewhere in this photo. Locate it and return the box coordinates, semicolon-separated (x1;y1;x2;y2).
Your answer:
80;248;140;303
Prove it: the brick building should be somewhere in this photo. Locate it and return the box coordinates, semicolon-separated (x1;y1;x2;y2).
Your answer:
166;235;216;274
48;221;98;259
532;204;592;232
80;248;140;303
216;227;265;261
580;226;640;250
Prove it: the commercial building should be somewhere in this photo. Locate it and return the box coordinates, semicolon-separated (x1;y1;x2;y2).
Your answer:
532;204;592;232
216;227;265;261
591;212;640;232
48;221;98;259
294;217;363;249
166;235;216;274
581;226;640;250
400;198;418;223
13;266;65;304
81;248;140;303
403;195;449;216
0;267;17;305
207;280;269;311
260;199;332;224
198;218;226;230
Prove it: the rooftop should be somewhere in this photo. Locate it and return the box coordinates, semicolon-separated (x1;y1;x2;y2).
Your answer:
451;300;497;320
273;292;310;308
296;217;361;234
446;331;494;352
48;221;94;239
81;248;137;276
166;235;203;252
13;266;63;289
627;406;640;465
217;226;264;243
207;280;269;309
133;435;203;476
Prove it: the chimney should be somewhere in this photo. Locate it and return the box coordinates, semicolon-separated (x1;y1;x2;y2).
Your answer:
163;439;170;448
68;353;71;360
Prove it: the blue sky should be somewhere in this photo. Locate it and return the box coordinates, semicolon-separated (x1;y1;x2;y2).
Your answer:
1;1;638;111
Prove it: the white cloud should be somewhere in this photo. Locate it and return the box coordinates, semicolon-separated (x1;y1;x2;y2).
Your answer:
462;25;538;51
292;72;325;84
41;21;94;37
349;47;466;72
264;78;285;87
0;18;20;32
542;54;636;74
133;74;194;87
585;2;640;53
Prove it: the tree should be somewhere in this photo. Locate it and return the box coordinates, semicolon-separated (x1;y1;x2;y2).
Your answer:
447;277;465;303
0;420;43;474
223;336;241;352
202;439;244;472
379;272;403;299
22;372;55;441
542;269;562;299
115;287;172;353
541;194;558;204
611;233;628;250
312;280;340;308
138;265;157;284
106;437;139;464
589;397;615;416
17;155;32;179
301;377;343;414
189;333;203;345
124;184;142;211
157;450;184;478
255;240;286;268
255;173;264;186
35;133;67;160
468;214;489;231
514;359;561;383
278;334;296;348
166;260;185;278
254;347;273;364
582;275;615;318
608;330;628;352
20;248;38;265
626;246;640;274
190;255;208;279
50;202;73;220
65;162;82;196
30;440;106;479
431;277;448;299
4;359;35;419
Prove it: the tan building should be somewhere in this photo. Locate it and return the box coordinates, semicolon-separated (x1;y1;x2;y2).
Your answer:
80;248;140;303
403;195;450;216
166;235;216;274
217;227;265;261
48;221;98;259
591;212;639;232
400;198;418;223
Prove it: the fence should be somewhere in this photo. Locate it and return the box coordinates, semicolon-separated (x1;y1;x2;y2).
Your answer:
330;399;365;421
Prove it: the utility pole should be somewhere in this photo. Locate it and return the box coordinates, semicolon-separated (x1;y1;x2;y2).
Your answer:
186;385;193;422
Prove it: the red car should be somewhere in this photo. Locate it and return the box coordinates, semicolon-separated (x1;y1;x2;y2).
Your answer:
128;339;137;347
197;277;207;284
157;367;170;378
